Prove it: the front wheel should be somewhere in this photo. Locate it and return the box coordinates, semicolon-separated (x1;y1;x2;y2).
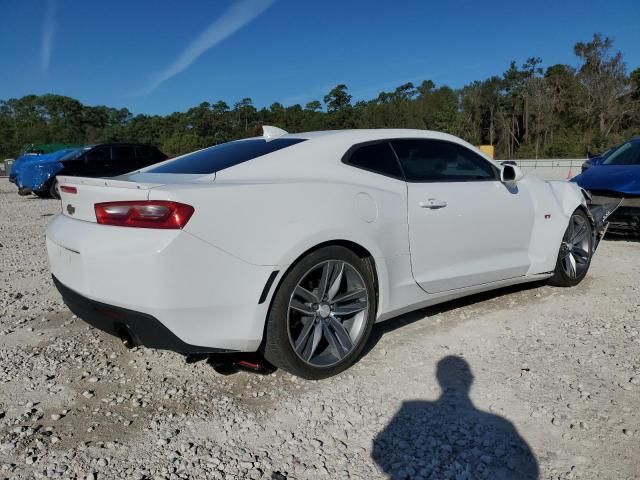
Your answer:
548;209;594;287
49;179;60;199
263;246;376;379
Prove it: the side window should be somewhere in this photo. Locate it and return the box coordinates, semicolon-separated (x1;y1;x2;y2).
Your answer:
135;146;149;161
153;147;168;161
136;146;166;166
86;146;110;163
344;142;403;179
112;146;135;163
391;140;497;182
110;146;136;174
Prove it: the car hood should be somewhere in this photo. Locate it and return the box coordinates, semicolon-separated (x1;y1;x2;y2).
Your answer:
572;165;640;195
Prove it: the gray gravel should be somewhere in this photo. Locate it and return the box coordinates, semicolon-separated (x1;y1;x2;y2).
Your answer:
0;178;639;480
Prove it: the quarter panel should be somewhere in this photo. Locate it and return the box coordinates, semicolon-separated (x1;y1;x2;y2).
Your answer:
148;173;411;317
150;177;409;267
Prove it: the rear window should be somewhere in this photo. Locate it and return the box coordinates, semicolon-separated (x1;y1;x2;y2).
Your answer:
344;142;403;179
148;138;306;174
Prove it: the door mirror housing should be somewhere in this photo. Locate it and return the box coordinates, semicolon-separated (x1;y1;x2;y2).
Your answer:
500;164;524;183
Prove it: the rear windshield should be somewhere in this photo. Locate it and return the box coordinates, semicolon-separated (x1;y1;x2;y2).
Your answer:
148;138;306;174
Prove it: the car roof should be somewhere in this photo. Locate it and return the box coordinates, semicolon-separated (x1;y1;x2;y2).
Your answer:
276;128;488;162
280;128;465;143
86;143;158;148
206;128;499;183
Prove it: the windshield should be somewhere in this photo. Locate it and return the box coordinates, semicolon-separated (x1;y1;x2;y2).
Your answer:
600;145;618;160
601;141;640;166
148;138;306;174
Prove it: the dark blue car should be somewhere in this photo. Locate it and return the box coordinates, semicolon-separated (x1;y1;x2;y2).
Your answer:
572;137;640;233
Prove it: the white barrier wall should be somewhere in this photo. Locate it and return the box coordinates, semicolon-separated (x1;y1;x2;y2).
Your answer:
510;159;585;181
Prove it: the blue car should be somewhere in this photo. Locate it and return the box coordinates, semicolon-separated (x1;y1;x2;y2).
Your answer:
9;148;85;198
9;143;167;198
572;137;640;233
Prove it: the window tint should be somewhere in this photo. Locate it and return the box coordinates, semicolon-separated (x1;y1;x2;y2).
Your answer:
111;146;135;163
86;146;110;163
391;140;496;182
135;146;153;161
148;138;306;174
135;146;165;166
345;142;403;178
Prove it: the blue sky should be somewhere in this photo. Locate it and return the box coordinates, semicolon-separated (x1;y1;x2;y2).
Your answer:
1;0;638;115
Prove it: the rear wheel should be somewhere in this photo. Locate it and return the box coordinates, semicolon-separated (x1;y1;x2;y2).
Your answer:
548;209;594;287
263;246;376;379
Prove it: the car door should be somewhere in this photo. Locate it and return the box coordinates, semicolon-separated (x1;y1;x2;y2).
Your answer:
391;139;535;293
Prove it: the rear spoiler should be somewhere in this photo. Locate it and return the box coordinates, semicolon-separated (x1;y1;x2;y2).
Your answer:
56;175;163;190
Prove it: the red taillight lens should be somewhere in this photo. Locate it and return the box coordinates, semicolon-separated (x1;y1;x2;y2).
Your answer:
94;201;194;229
60;185;77;194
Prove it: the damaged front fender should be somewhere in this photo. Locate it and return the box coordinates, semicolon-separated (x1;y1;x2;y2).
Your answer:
588;199;623;248
547;180;620;250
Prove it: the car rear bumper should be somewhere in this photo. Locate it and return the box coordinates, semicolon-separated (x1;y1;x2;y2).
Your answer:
53;275;232;353
46;214;277;352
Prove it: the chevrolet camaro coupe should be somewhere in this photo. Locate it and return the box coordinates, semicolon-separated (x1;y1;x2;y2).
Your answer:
47;127;612;379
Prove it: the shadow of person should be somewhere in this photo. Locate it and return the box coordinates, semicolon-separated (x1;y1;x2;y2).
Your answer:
372;356;538;480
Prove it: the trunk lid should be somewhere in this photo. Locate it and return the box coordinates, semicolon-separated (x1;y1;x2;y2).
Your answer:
57;175;164;222
57;173;215;223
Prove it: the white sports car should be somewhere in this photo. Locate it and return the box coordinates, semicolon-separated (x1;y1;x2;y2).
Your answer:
47;127;610;379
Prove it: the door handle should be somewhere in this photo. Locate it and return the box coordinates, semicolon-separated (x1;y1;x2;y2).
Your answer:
419;198;447;209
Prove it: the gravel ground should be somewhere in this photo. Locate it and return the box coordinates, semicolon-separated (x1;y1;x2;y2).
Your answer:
0;177;639;480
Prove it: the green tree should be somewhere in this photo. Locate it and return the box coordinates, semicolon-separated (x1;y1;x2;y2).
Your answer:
323;84;352;112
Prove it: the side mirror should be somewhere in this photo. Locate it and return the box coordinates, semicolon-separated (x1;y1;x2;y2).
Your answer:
500;164;524;183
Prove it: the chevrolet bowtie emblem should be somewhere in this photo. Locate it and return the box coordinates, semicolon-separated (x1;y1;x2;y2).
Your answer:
66;204;76;215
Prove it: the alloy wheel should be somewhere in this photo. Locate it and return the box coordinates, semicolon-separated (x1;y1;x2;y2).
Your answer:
287;260;369;367
560;214;591;279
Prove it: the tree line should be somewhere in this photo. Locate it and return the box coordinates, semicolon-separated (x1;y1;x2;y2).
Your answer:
1;34;638;160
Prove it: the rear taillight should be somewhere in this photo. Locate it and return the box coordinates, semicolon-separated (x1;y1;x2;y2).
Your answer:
94;201;194;229
60;185;77;194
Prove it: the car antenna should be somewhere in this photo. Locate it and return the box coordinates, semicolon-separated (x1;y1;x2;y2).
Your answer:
261;125;288;141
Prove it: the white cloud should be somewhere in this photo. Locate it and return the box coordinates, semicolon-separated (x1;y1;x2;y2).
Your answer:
141;0;274;95
41;0;57;73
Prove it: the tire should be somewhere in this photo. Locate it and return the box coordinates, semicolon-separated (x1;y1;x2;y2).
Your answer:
548;209;594;287
263;246;376;380
49;179;60;199
33;190;51;199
